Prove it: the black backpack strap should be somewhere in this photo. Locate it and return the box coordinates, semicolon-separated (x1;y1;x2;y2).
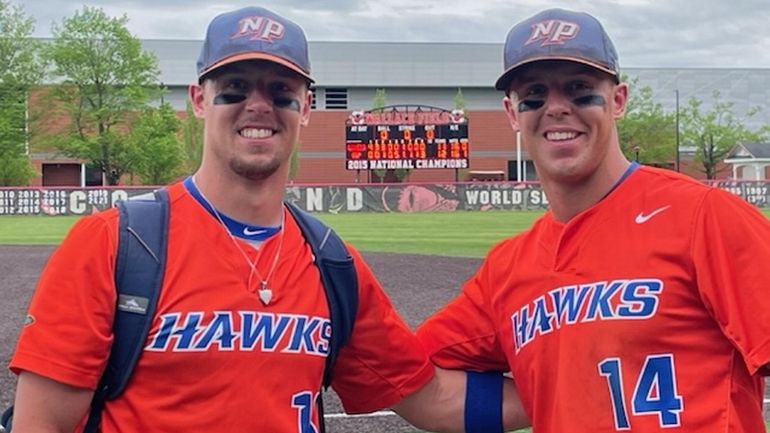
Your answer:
285;202;359;388
83;189;170;433
1;405;12;432
285;202;358;433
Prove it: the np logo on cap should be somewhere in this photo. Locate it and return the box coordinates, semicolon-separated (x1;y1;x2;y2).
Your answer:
525;20;579;46
233;16;286;42
495;8;619;90
197;6;314;83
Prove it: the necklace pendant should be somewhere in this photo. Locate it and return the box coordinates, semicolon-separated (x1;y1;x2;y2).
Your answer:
258;282;272;306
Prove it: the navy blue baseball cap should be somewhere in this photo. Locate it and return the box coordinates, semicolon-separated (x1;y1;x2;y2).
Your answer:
495;8;619;90
197;6;313;83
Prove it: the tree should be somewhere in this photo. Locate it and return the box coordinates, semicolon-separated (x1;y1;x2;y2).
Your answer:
288;143;300;182
617;76;675;166
453;88;467;112
680;91;761;179
372;88;387;111
0;85;36;185
181;101;204;173
128;102;184;185
43;6;161;185
0;1;44;185
0;1;43;85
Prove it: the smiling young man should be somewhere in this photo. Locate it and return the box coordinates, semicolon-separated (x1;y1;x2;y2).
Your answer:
8;6;529;433
417;8;770;433
503;59;629;221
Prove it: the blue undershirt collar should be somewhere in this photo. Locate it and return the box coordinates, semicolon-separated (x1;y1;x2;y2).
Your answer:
602;161;639;200
183;177;281;242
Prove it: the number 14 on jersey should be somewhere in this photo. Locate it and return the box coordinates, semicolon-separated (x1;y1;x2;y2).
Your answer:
598;354;684;430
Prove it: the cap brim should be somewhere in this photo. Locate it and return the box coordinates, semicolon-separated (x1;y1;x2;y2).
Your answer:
199;52;314;83
494;56;618;90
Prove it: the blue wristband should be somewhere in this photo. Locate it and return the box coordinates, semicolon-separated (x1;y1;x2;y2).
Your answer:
464;371;504;433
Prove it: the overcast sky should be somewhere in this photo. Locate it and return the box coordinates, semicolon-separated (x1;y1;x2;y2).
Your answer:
20;0;770;68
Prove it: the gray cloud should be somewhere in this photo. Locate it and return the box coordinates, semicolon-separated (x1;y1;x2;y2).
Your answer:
17;0;770;67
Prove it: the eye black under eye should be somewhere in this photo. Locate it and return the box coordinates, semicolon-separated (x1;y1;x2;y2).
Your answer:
213;93;246;105
514;85;546;112
518;100;545;112
273;96;301;112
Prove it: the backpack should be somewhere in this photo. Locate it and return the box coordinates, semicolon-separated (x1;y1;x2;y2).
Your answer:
1;189;358;433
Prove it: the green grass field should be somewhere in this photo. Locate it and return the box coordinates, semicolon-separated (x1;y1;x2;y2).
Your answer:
0;215;82;245
0;211;545;257
316;211;543;257
2;209;770;257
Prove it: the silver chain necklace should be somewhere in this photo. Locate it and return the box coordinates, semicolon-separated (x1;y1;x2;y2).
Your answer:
192;176;285;305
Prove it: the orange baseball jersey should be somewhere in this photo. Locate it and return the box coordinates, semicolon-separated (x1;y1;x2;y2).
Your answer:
418;166;770;432
11;182;433;432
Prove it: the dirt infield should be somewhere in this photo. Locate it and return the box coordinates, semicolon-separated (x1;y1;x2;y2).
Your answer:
1;246;54;409
0;245;481;432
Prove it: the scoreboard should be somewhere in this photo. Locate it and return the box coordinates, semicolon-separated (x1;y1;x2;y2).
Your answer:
345;105;469;170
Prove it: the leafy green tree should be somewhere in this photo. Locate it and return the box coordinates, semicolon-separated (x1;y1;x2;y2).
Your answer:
617;76;675;166
181;101;204;173
758;124;770;139
288;143;300;182
0;1;44;185
0;1;43;86
372;88;387;110
128;102;184;185
680;91;761;179
0;85;36;185
0;153;36;185
453;88;467;111
43;6;160;185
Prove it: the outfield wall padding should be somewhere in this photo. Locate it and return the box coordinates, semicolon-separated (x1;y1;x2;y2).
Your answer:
0;180;767;216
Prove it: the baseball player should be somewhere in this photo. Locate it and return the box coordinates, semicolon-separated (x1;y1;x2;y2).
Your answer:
8;6;528;433
417;8;770;433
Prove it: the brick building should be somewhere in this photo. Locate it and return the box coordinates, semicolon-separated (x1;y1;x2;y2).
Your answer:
28;40;770;186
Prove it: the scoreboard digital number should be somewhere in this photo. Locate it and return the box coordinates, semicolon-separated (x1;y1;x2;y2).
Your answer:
345;105;469;170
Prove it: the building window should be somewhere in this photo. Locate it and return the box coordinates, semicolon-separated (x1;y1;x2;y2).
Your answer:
325;88;348;110
310;87;317;109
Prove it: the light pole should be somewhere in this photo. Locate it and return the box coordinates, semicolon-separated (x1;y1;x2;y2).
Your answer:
515;129;522;182
675;89;680;172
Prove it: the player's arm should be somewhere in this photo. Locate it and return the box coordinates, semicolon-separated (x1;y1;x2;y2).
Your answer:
693;190;770;375
402;241;528;432
11;371;93;433
391;367;528;433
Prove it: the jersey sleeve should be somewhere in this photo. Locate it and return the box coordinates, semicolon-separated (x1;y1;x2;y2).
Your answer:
330;245;434;414
691;189;770;376
9;211;119;389
416;243;510;372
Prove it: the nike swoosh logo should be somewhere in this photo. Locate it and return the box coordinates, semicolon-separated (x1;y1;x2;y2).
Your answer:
243;227;268;236
635;205;671;224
